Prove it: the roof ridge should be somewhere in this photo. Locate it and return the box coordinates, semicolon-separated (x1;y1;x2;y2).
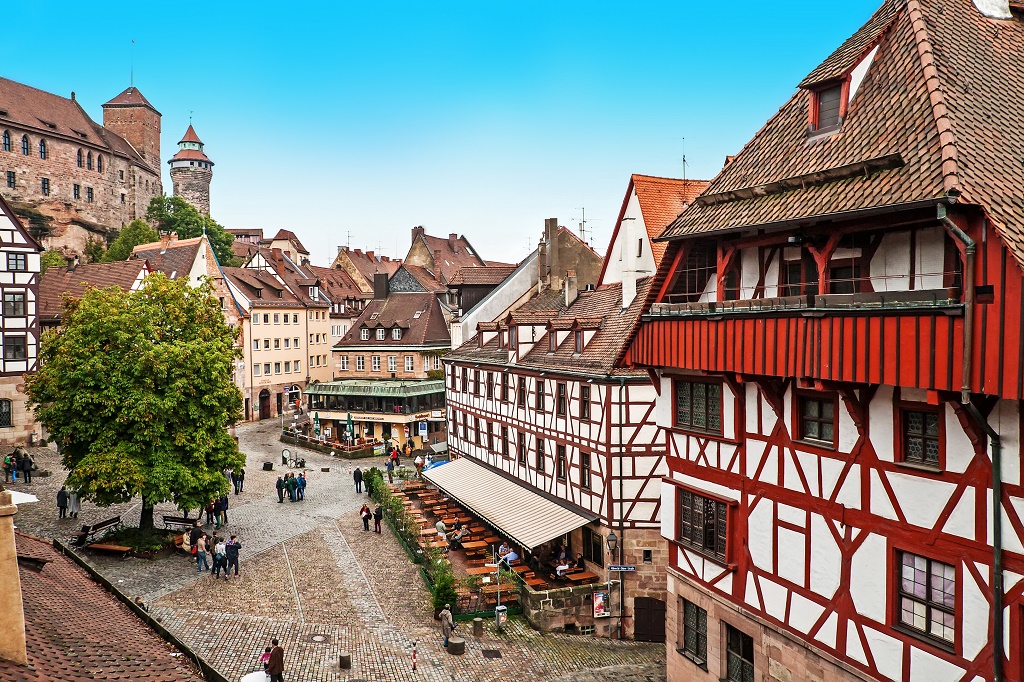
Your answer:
907;0;961;195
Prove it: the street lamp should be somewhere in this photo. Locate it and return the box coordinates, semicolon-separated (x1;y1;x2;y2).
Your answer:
605;530;618;639
606;531;618;554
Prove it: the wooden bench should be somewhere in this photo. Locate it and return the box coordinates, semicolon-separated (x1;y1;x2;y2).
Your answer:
87;542;131;559
162;515;195;531
72;516;122;545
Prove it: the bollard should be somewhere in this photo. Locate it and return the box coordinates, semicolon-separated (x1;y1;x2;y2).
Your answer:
473;617;483;637
447;637;466;655
338;652;352;669
412;641;417;671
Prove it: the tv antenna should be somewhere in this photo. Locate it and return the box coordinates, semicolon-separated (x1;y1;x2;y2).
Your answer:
576;206;599;245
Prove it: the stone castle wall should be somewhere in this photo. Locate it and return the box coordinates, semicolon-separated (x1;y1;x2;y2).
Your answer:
170;167;211;216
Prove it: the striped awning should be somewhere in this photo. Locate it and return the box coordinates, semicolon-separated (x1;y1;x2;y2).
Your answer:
422;456;597;550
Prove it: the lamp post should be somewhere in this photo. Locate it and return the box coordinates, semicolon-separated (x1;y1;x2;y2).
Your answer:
606;531;618;639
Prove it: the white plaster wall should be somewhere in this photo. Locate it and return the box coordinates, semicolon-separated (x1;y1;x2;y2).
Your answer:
747;500;774;571
870;386;896;462
962;561;990;661
777;527;806;586
458;251;538;346
788;592;826;635
848;45;880;101
890;471;957;529
602;189;655;285
740;247;759;300
944;403;974;475
848;531;887;621
916;225;945;289
909;646;966;681
809;514;842;598
870;231;911;292
863;626;902;682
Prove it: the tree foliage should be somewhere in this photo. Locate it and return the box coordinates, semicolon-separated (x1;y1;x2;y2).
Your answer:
104;219;159;262
26;273;244;529
40;250;67;274
146;196;240;266
83;237;106;264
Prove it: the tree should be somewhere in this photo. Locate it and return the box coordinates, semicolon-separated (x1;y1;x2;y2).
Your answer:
40;250;67;274
104;219;159;262
26;273;244;531
83;237;106;264
146;196;240;266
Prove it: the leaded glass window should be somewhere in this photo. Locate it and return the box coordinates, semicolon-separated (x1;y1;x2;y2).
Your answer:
898;551;955;644
680;599;707;665
903;409;941;467
725;625;754;682
677;489;727;561
799;395;836;445
674;380;722;433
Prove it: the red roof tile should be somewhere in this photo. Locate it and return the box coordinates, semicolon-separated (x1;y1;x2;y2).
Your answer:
270;229;309;255
178;124;203;145
102;86;161;114
448;264;518;286
132;237;205;278
169;147;213;163
337;293;450;348
38;260;149;322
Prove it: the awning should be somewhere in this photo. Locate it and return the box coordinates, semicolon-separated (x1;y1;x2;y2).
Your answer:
306;380;445;398
423;457;597;550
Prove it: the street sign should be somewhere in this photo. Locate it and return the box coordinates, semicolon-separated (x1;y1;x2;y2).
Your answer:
609;565;636;572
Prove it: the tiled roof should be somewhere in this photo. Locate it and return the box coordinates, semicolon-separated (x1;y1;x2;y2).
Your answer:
132;237;204;279
660;0;1024;270
223;266;303;309
261;250;330;308
307;264;369;304
798;0;901;87
631;175;710;268
400;264;447;293
39;260;149;321
0;533;203;681
337;293;450;348
339;248;401;285
448;264;518;286
419;233;487;282
170;148;212;163
103;86;160;114
178;124;202;144
270;229;309;255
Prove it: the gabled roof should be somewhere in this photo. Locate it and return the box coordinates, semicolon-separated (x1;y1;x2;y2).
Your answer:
336;247;401;285
448;264;518;286
102;86;161;114
178;124;202;144
39;260;150;322
307;264;369;305
416;231;488;282
223;266;302;309
270;229;309;255
252;249;329;308
131;236;205;279
0;533;203;681
660;0;1024;269
337;292;450;348
396;264;447;293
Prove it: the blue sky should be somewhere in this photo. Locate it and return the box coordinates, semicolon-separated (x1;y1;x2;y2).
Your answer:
3;1;879;266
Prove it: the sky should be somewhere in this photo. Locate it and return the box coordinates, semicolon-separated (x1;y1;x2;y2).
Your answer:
2;1;881;267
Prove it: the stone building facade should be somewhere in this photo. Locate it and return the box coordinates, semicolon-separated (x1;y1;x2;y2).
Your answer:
168;125;213;216
0;79;162;254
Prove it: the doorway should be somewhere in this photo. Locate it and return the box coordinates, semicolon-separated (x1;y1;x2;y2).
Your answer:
259;390;271;420
633;597;666;642
276;392;283;416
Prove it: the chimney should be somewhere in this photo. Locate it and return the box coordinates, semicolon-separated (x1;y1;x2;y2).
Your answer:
354;248;362;256
373;272;389;300
0;491;28;666
545;218;559;287
622;272;638;310
564;270;578;307
433;249;444;282
271;247;284;263
971;0;1011;18
449;233;458;254
537;240;548;293
411;226;425;242
159;231;177;254
68;254;80;271
724;155;737;168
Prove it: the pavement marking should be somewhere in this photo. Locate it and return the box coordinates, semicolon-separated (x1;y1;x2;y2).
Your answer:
281;542;305;623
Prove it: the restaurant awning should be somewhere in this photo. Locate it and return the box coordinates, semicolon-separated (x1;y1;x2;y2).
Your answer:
422;456;598;550
305;379;444;398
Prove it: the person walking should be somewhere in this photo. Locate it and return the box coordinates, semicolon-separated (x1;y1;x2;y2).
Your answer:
213;497;224;529
385;457;394;484
195;533;210;572
266;638;285;682
212;536;227;578
353;467;363;494
373;504;383;533
2;453;11;483
439;603;456;647
235;467;245;494
220;494;230;525
68;488;80;518
205;499;215;525
286;474;298;502
360;504;371;531
297;473;306;501
56;486;68;519
225;534;241;577
10;452;18;483
276;475;285;503
19;449;32;484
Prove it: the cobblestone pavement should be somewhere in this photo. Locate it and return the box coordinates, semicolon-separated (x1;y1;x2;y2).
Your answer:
9;421;666;682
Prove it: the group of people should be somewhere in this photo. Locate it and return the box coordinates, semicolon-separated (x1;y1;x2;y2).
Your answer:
256;638;285;681
204;495;232;528
225;467;245;494
55;485;82;519
359;503;384;532
3;446;35;484
183;520;241;578
275;472;307;502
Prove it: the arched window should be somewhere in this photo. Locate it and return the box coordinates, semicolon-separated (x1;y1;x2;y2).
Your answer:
86;152;93;170
38;139;47;159
97;155;103;172
77;149;83;167
2;131;10;152
21;135;29;155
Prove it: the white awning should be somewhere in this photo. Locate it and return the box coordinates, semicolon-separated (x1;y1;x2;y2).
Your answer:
8;490;38;505
422;456;597;550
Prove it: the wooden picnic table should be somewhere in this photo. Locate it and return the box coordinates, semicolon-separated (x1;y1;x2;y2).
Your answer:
465;566;498;575
461;540;489;551
427;540;448;549
510;564;531;574
525;577;547;587
565;571;600;583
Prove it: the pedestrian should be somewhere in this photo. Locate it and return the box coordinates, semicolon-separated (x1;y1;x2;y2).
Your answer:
267;638;285;682
385;457;394;483
220;494;229;525
235;467;245;494
225;534;241;577
213;498;224;529
189;519;204;548
258;647;272;673
212;536;227;578
276;475;285;503
439;603;455;647
373;504;383;533
19;448;32;484
195;533;210;572
2;452;11;483
205;499;215;525
68;488;80;518
360;504;371;531
353;467;363;494
297;473;306;501
56;486;68;519
414;454;424;479
286;473;297;502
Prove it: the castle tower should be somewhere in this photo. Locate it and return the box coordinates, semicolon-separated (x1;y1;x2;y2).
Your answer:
168;124;214;216
101;86;162;167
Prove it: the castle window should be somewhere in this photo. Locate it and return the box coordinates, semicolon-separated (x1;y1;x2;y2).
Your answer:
121;193;126;204
21;135;29;155
2;130;10;152
0;400;10;428
73;184;80;200
86;152;93;170
6;171;14;189
86;187;93;203
40;178;50;196
97;155;103;172
77;149;84;167
38;139;46;159
119;170;124;181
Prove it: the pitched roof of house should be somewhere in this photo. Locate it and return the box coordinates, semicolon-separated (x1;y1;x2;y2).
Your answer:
102;86;160;114
397;264;448;293
338;247;402;285
660;0;1024;269
307;264;370;305
417;232;488;282
261;250;330;308
448;264;518;286
222;266;303;309
38;260;150;322
132;236;205;279
270;229;309;255
178;124;202;144
0;533;203;681
336;292;450;348
0;77;156;172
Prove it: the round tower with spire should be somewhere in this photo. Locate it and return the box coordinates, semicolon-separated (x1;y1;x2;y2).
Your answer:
168;124;213;216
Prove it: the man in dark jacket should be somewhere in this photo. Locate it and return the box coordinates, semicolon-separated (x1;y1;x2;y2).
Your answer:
373;505;383;533
276;476;285;503
225;534;241;577
267;638;285;682
56;486;68;519
19;449;32;484
353;467;363;494
235;468;245;494
189;520;204;546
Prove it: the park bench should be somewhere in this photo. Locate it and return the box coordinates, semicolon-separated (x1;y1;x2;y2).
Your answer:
87;542;132;559
162;515;195;531
71;515;122;545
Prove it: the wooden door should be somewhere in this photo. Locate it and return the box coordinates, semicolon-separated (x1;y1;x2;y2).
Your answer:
259;390;271;420
633;597;666;643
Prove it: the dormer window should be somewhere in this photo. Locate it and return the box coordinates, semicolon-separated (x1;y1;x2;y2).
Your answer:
509;326;518;350
548;333;556;353
810;83;844;133
574;330;583;354
392;327;401;340
309;286;318;300
361;328;370;340
376;328;386;341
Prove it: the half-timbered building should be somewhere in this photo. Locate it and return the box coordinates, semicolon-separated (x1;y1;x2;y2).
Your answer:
0;195;41;444
625;1;1024;680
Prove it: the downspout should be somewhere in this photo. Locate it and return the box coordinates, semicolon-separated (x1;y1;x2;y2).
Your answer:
937;204;975;404
618;377;626;641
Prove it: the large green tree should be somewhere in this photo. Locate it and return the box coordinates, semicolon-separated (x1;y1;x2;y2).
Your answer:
26;273;244;530
40;250;67;274
146;196;239;266
104;219;159;262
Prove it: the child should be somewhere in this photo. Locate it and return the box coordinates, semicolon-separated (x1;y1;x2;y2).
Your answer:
258;646;272;672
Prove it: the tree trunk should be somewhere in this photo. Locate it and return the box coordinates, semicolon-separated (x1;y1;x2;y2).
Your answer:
139;498;155;531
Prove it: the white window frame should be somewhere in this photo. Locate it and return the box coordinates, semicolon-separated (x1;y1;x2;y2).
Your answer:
388;356;397;372
372;356;381;372
361;328;369;340
405;355;414;372
340;355;349;371
376;328;386;341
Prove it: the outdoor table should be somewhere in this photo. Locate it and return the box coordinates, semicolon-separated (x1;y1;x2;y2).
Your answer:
461;540;488;551
525;577;547;587
510;565;531;574
428;540;448;549
465;566;497;575
566;571;599;583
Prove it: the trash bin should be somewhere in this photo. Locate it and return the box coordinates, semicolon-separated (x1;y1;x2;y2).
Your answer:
263;462;274;471
495;605;507;628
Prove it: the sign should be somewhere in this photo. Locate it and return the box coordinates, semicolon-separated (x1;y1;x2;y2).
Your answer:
430;409;443;419
609;565;636;572
313;412;321;436
373;444;385;456
419;421;427;436
593;590;610;618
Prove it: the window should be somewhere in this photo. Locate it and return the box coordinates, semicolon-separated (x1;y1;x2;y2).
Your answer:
263;363;271;375
356;356;365;371
252;314;260;325
582;526;604;568
2;292;24;317
263;339;270;350
574;330;583;354
898;551;955;645
557;383;567;416
284;338;290;349
580;451;591;490
372;356;381;372
901;407;942;469
725;625;754;682
274;338;281;350
679;599;708;667
295;360;301;373
2;130;9;152
71;183;80;200
309;356;315;367
274;313;280;324
813;84;843;131
471;370;480;396
798;393;836;446
263;314;270;324
536;439;545;472
75;149;83;167
119;170;124;180
5;171;13;189
581;385;591;420
387;356;396;372
433;356;440;370
780;255;819;297
405;355;414;372
274;362;282;374
86;151;93;170
292;314;298;324
97;155;103;172
361;328;369;340
461;367;469;393
4;335;26;360
376;328;386;340
674;380;722;433
86;187;93;203
294;337;300;347
500;373;509;402
501;425;509;456
21;135;29;155
487;422;494;452
536;380;545;412
120;193;126;204
284;361;291;373
253;364;261;376
509;325;518;349
486;372;494;399
340;355;349;371
829;263;863;295
40;178;50;196
424;356;430;372
517;431;527;464
556;445;567;481
517;377;527;408
38;139;47;159
677;488;727;561
474;418;481;446
0;400;10;428
392;327;401;340
252;339;260;351
548;332;557;353
7;253;27;272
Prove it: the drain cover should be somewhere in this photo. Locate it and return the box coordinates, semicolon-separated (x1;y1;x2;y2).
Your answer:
305;634;331;643
482;649;502;659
